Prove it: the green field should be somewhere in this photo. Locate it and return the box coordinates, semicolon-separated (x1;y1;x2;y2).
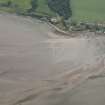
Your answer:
0;0;105;22
72;0;105;22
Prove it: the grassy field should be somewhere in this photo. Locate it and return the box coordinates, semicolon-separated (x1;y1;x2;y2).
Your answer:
0;0;105;22
72;0;105;22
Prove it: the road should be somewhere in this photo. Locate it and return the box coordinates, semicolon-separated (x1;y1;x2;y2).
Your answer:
0;14;105;105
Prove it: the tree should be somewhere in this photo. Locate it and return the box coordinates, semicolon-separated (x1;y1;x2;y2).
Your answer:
7;1;12;7
48;0;72;20
28;0;38;13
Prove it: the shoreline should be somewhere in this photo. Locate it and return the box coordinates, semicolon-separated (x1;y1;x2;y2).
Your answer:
0;12;105;38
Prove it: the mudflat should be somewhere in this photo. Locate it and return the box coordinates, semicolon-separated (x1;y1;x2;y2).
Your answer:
0;14;105;105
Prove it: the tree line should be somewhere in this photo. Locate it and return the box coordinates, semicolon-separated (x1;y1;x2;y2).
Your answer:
29;0;72;20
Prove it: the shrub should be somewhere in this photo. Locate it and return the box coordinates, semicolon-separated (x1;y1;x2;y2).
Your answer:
28;0;38;13
48;0;72;20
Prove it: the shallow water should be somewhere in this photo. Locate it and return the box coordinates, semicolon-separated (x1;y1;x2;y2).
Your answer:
0;14;105;105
